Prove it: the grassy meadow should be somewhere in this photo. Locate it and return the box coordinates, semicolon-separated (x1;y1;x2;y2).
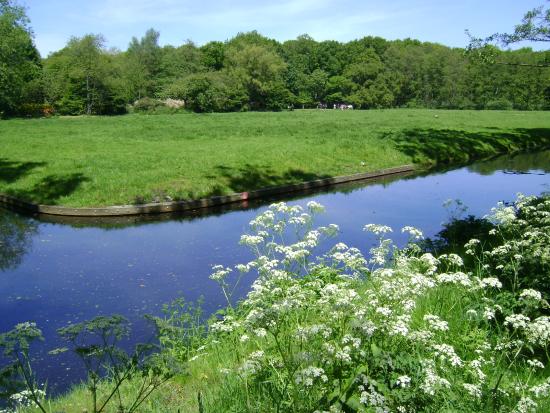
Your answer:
1;109;550;207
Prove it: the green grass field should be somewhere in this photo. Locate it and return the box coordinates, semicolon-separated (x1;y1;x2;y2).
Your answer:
1;109;550;207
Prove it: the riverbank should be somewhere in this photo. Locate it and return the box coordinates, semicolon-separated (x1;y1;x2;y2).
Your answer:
1;109;550;208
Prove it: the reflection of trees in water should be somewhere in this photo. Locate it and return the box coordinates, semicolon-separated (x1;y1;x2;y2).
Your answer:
468;150;550;175
421;215;496;256
0;210;38;271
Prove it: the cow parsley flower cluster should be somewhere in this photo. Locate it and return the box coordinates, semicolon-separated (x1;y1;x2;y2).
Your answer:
196;196;550;412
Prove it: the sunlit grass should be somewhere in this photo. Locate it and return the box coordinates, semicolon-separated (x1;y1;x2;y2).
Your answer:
1;109;549;207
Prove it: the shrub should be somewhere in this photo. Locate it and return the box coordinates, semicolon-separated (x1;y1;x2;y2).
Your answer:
161;72;248;112
132;97;167;113
485;99;514;110
17;103;54;118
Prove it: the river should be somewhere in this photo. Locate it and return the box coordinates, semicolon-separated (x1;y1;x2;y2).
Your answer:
0;150;549;394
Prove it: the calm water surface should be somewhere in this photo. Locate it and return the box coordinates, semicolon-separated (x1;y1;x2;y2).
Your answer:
1;150;549;393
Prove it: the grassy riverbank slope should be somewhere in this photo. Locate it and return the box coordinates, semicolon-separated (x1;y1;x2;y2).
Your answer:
1;109;549;207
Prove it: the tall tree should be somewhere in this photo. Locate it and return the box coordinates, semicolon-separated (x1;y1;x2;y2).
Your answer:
69;35;105;115
125;28;161;100
43;34;125;115
226;44;288;110
0;0;41;115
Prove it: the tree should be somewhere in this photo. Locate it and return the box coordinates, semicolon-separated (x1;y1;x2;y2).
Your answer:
467;1;550;67
225;44;287;110
125;29;161;100
0;0;41;116
491;3;550;45
200;41;225;71
43;34;126;115
158;41;203;90
69;35;106;115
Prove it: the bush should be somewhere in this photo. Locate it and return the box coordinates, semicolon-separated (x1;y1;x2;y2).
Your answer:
133;97;167;113
17;103;54;118
485;98;514;110
162;72;248;113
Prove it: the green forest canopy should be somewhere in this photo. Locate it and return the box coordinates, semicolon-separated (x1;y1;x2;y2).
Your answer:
1;1;550;116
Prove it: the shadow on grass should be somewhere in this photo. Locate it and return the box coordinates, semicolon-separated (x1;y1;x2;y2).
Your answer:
0;158;47;183
205;164;334;197
6;173;89;204
388;128;550;165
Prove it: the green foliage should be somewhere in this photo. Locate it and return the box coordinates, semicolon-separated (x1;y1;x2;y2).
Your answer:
0;322;46;412
226;43;287;110
483;196;550;296
148;297;206;364
16;103;53;118
3;6;549;118
0;315;177;413
485;98;514;110
466;2;550;69
42;34;127;115
0;0;41;116
163;71;247;112
124;28;162;100
148;195;550;412
200;41;225;71
132;97;166;113
53;315;177;413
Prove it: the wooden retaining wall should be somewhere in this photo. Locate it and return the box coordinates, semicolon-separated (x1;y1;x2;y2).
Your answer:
0;165;415;217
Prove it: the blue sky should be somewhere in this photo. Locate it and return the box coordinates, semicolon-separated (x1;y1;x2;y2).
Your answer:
23;0;546;57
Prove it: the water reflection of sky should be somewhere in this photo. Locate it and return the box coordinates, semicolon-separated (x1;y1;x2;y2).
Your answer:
0;150;549;393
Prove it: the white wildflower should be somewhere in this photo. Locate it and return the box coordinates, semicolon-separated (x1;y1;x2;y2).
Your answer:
254;328;267;338
527;359;544;370
432;343;463;367
436;272;471;287
401;226;424;240
530;378;550;398
396;375;411;388
421;360;451;395
424;314;449;331
513;396;537;413
239;234;264;246
209;265;232;281
504;314;530;329
520;289;542;302
295;366;328;387
526;316;550;346
463;383;482;399
479;277;502;289
487;202;517;225
363;224;393;236
307;201;325;213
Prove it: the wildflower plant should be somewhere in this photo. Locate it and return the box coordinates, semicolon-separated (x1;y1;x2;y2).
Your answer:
0;323;47;413
52;315;176;413
186;195;550;412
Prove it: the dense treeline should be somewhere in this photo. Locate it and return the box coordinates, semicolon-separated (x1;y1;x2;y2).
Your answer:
1;1;549;116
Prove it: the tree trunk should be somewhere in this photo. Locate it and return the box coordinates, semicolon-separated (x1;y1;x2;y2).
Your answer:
86;75;92;115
